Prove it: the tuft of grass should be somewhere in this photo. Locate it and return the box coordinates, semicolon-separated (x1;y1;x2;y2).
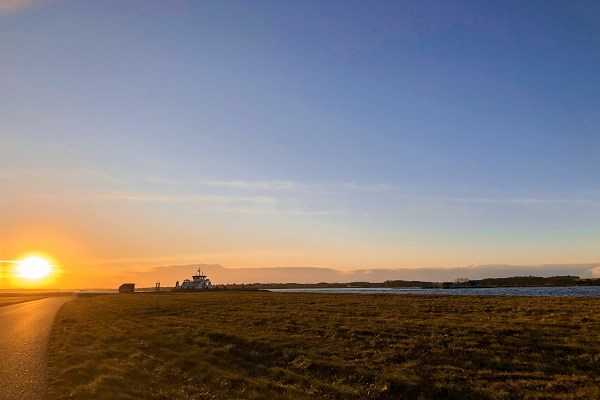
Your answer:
47;292;600;399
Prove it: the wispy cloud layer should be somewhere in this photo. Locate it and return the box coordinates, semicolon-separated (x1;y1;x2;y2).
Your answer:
4;167;598;208
432;196;600;207
143;176;394;193
142;176;600;207
91;192;278;205
26;191;278;207
18;190;343;216
4;166;599;222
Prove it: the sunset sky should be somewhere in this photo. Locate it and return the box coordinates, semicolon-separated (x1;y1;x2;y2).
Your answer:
1;1;599;288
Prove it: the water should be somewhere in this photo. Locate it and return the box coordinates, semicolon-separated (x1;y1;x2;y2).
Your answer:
269;286;600;297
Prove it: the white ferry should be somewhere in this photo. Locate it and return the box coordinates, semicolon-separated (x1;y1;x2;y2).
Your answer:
173;268;213;290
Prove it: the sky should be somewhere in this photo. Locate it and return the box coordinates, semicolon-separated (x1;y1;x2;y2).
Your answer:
1;0;599;288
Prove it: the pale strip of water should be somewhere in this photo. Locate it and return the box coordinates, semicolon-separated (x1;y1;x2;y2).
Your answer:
269;286;600;297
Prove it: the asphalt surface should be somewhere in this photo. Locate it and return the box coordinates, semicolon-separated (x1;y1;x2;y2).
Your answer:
0;296;73;400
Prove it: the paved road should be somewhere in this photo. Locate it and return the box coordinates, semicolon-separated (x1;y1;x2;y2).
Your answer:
0;296;73;400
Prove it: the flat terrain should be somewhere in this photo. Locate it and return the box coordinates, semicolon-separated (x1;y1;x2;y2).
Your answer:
47;292;599;400
0;296;73;400
0;294;51;307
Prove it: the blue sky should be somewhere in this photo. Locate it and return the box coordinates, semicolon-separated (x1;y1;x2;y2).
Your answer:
1;1;599;285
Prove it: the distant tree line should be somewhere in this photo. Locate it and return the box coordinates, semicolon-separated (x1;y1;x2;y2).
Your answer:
477;275;599;287
219;276;599;289
439;275;600;288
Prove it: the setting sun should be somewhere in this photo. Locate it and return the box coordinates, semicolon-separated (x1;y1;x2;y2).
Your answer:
15;256;53;280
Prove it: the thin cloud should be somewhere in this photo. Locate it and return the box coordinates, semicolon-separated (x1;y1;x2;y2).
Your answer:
71;192;279;206
33;190;343;216
342;182;394;191
506;198;600;207
431;196;600;207
145;177;325;192
288;209;343;216
144;176;395;193
212;206;343;216
142;176;309;191
200;180;309;191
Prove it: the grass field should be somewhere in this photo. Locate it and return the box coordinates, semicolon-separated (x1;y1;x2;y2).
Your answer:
0;293;54;307
47;292;599;400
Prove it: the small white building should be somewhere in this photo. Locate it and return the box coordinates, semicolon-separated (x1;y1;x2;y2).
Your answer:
174;268;213;290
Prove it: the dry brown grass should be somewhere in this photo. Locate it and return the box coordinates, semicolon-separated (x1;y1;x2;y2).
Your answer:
47;292;600;399
0;293;53;307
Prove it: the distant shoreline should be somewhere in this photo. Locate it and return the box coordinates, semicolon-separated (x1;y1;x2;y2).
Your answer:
2;275;598;293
